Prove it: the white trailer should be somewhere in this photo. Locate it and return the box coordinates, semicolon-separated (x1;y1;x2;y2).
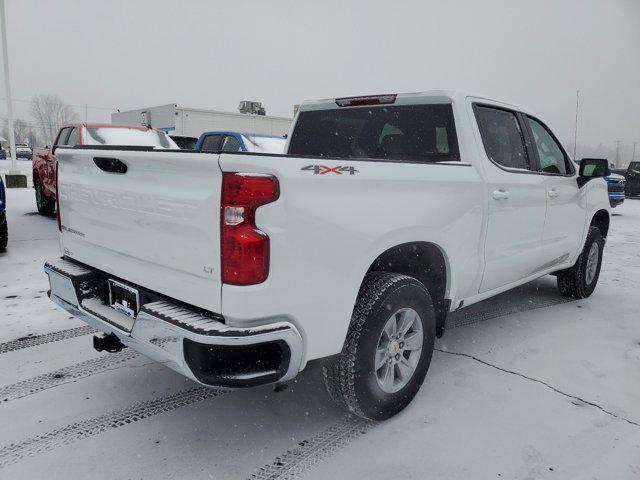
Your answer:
111;104;292;138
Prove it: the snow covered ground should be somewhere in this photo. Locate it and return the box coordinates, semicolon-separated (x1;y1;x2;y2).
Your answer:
0;188;639;479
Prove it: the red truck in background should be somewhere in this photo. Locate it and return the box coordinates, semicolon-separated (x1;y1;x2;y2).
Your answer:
32;123;178;215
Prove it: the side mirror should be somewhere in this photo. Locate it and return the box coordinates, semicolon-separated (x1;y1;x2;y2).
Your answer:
578;158;610;188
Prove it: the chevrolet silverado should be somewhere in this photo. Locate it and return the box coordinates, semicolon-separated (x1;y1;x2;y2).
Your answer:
45;91;611;420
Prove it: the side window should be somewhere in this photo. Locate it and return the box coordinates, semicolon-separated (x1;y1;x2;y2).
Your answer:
475;106;530;170
221;135;242;152
527;117;569;175
629;162;640;173
67;128;79;147
55;128;71;146
200;134;222;152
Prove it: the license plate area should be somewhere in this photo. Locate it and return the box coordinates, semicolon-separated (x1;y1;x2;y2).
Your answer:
108;279;139;319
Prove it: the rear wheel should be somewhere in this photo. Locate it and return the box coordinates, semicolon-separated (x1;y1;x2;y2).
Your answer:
35;178;55;216
323;272;436;420
557;227;605;298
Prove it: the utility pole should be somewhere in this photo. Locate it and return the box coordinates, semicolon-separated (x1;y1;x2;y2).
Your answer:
614;140;621;168
84;104;88;122
0;0;25;187
573;90;579;161
633;142;637;164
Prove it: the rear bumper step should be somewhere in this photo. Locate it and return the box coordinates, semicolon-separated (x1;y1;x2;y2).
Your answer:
44;257;304;388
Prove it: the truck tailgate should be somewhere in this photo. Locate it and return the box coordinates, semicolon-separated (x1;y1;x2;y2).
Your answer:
56;148;222;313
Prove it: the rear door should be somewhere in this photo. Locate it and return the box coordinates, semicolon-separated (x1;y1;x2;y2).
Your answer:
473;104;548;292
56;148;223;313
524;115;585;265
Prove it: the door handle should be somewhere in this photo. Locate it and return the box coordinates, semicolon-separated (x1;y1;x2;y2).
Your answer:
492;189;510;200
548;189;559;198
93;157;128;174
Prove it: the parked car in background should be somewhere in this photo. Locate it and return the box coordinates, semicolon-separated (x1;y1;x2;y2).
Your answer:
32;123;178;215
169;135;198;150
0;175;7;251
612;161;640;197
195;131;286;154
605;173;626;207
15;144;33;160
47;91;611;420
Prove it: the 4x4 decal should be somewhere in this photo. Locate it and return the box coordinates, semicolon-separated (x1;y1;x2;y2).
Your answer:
301;165;358;175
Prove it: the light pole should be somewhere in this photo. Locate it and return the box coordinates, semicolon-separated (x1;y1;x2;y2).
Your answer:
0;0;25;187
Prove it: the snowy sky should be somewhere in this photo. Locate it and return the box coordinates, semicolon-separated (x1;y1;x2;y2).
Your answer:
1;0;639;147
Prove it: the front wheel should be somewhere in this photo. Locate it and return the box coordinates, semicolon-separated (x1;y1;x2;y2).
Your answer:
323;272;436;420
557;226;605;298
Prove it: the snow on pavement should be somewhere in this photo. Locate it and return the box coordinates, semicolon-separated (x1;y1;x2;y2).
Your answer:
0;188;639;479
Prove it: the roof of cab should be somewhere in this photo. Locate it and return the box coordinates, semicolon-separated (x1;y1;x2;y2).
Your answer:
298;90;529;115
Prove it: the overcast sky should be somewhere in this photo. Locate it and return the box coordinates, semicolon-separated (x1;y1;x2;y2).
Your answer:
1;0;639;149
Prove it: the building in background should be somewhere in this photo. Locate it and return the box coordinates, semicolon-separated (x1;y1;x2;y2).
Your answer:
111;103;292;138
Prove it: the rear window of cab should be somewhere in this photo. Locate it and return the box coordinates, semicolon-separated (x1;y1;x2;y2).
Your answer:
288;104;459;163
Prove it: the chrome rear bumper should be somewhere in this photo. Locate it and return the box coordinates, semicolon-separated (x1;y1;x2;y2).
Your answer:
44;257;304;388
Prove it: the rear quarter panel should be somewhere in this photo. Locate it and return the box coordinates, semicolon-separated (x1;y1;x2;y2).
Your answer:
219;153;485;362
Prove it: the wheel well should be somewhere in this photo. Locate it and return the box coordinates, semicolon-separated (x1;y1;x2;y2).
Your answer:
366;242;449;337
591;209;609;238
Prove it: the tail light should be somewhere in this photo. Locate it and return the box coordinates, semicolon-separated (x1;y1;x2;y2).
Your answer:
221;173;279;285
55;161;61;232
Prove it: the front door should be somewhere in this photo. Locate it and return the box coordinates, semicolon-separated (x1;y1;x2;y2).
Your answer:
525;116;585;266
474;104;548;293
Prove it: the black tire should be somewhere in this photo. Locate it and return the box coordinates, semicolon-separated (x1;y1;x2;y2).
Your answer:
0;219;7;252
557;226;605;299
35;177;55;216
322;272;436;420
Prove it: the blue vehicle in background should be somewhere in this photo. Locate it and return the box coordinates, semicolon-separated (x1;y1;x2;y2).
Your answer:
195;131;287;154
0;175;7;251
606;172;626;208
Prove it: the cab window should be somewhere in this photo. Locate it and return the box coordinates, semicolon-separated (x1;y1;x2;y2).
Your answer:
200;134;223;152
222;135;242;152
55;128;71;146
527;117;571;175
67;128;79;147
475;106;530;170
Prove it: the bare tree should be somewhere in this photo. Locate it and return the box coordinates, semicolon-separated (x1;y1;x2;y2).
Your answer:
30;94;78;146
13;118;32;144
1;118;34;145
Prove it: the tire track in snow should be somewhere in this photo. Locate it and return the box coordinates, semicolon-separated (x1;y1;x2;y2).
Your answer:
0;387;226;469
249;417;375;480
250;295;575;479
0;350;138;403
0;326;95;354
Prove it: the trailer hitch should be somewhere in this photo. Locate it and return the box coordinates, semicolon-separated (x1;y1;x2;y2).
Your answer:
93;333;126;353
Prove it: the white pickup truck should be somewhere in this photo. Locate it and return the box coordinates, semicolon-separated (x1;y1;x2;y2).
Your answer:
45;91;611;420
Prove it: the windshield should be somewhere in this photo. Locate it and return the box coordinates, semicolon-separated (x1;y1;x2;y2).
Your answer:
241;135;286;154
83;127;178;149
288;104;459;162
